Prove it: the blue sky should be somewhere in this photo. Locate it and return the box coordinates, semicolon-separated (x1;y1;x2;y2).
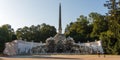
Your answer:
0;0;108;33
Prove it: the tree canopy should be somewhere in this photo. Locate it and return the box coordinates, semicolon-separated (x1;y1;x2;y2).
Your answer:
16;23;56;42
0;24;16;53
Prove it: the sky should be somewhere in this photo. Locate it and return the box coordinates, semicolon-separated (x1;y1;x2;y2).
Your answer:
0;0;108;33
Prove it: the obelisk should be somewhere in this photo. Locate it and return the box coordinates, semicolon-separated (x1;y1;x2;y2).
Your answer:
58;3;62;34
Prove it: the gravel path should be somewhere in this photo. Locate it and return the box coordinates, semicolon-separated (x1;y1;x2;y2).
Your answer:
0;55;120;60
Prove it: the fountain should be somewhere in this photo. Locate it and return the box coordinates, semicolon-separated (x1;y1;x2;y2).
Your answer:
3;3;104;55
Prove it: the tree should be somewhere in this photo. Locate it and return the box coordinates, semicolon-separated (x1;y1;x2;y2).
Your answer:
16;26;31;40
0;24;15;53
100;31;118;54
100;0;120;54
16;23;56;42
65;15;91;42
89;12;108;40
40;23;56;42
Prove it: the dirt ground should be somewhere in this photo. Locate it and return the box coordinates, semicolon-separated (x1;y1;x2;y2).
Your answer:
0;55;120;60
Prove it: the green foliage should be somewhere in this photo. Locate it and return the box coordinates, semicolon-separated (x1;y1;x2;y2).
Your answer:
65;15;92;42
100;31;118;54
0;24;15;53
40;23;56;42
65;13;108;43
102;0;120;54
16;23;56;42
89;12;108;39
